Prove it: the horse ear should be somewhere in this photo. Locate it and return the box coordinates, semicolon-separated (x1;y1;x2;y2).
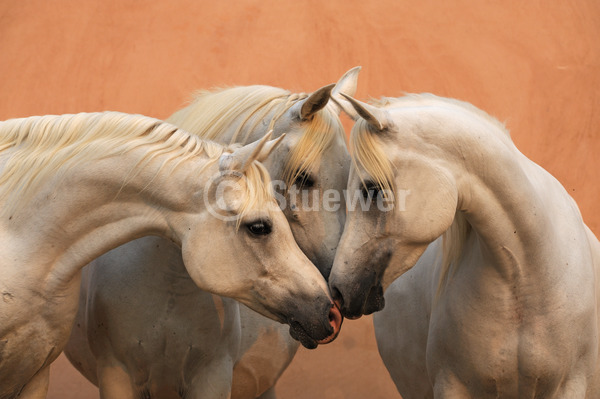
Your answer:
329;66;362;119
223;131;285;172
340;93;390;131
290;83;335;121
251;132;286;164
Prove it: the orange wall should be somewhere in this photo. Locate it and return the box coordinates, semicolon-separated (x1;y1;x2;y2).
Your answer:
1;1;598;398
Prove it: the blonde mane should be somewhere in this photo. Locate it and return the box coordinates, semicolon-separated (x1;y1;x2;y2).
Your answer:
0;112;274;220
167;85;346;188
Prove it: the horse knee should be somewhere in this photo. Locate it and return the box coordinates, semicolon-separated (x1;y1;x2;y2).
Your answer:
17;366;50;399
97;363;137;399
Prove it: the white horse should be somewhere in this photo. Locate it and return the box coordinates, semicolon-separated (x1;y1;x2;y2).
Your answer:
0;112;342;399
64;68;359;398
329;93;600;397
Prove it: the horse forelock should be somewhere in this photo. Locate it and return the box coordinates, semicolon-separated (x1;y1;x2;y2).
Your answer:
0;112;226;217
349;118;395;198
234;160;277;229
281;107;345;189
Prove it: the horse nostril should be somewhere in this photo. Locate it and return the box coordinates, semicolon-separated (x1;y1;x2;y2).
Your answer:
330;286;344;310
316;303;343;345
328;304;343;333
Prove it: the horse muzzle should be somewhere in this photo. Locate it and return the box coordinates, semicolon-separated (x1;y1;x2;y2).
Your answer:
330;270;386;319
287;301;343;349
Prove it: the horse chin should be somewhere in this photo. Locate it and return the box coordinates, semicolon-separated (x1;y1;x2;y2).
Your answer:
286;302;343;349
331;248;391;319
339;281;385;319
363;283;385;315
288;321;318;349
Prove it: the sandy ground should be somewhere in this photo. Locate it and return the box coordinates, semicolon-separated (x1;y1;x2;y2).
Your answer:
1;1;599;397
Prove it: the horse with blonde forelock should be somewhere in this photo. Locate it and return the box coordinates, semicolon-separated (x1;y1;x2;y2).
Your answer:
0;112;341;399
64;68;360;398
329;93;600;398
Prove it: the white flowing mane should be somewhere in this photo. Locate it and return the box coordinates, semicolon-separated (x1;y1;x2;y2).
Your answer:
167;85;346;187
0;112;274;219
351;94;514;294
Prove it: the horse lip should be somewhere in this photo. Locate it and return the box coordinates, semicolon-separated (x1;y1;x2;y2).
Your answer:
288;320;318;349
316;330;338;344
334;275;384;319
287;302;343;348
362;282;385;315
316;303;343;344
340;249;390;318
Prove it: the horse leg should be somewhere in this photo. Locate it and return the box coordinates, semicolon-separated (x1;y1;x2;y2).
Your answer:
432;372;472;399
555;374;588;398
17;366;49;399
256;386;277;399
186;357;234;399
97;361;136;399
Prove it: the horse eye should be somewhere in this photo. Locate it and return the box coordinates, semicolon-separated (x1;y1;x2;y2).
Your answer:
361;181;381;199
293;171;315;188
246;220;272;236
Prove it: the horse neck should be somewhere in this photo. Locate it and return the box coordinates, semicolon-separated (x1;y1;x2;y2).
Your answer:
4;148;210;290
449;127;566;280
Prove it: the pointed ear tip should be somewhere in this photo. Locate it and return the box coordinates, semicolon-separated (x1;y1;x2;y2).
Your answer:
267;134;286;152
267;133;285;147
324;83;336;93
259;131;273;143
340;93;358;104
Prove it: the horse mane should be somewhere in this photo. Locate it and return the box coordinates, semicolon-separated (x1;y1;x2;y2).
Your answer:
373;93;511;138
167;85;346;188
437;211;471;295
0;112;274;222
167;85;294;143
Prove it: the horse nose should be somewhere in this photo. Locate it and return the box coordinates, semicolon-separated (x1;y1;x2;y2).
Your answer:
329;283;364;320
330;285;344;310
316;303;343;344
328;303;343;333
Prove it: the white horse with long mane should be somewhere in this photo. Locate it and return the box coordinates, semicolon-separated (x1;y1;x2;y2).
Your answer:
64;68;359;398
0;112;341;399
329;93;600;397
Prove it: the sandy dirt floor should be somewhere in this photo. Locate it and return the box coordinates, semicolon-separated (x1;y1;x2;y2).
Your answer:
1;1;599;397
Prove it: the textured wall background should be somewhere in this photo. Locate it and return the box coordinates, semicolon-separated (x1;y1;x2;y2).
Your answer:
1;1;598;397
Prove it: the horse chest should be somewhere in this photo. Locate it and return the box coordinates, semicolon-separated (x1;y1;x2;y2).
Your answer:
0;292;76;397
427;276;596;396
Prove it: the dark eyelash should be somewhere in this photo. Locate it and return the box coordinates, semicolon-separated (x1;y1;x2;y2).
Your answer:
294;171;315;188
361;181;381;198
